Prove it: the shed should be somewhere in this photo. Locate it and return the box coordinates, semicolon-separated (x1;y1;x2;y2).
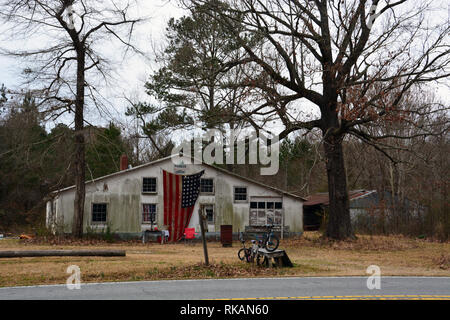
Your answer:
303;190;426;231
303;190;376;231
46;154;305;240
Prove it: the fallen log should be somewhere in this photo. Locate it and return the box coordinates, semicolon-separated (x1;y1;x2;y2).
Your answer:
0;250;126;258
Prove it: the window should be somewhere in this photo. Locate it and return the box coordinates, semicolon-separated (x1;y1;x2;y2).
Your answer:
142;177;157;193
249;198;283;226
200;178;214;194
234;186;248;202
92;203;107;223
142;204;157;224
202;204;214;224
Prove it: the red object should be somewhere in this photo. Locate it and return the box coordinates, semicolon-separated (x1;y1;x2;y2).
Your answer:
163;170;202;242
120;154;128;171
184;228;198;239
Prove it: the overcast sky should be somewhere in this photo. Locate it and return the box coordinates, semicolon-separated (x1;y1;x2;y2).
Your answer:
0;0;448;137
0;0;187;130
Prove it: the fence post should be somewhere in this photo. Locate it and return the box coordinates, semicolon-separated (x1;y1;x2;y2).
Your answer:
199;207;209;266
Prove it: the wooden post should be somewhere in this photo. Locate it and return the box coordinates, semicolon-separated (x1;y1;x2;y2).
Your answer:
199;207;209;266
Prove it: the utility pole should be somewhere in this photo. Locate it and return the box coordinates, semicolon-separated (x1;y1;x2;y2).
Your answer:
198;207;209;266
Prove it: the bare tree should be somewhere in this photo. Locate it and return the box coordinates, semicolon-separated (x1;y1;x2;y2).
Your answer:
184;0;449;239
344;88;449;237
0;0;144;237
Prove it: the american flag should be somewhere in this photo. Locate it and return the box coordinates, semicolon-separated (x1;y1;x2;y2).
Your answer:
162;169;204;242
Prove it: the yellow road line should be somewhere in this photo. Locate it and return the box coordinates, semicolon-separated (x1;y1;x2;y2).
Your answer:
207;294;450;300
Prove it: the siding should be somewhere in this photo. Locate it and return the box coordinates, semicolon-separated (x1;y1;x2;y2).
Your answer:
47;156;303;236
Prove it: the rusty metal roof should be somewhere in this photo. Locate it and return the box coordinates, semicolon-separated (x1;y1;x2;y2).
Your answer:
304;190;376;206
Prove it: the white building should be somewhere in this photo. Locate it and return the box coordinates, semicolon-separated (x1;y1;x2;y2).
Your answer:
46;154;304;239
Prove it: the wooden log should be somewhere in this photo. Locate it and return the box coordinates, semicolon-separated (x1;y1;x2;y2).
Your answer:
0;250;126;258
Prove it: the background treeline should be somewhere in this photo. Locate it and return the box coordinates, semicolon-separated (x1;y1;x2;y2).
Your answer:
1;89;448;240
0;92;132;232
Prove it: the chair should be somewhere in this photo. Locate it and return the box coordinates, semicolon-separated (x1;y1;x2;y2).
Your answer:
184;228;198;245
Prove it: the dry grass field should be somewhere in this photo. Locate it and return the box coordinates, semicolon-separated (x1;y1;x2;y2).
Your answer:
0;232;449;287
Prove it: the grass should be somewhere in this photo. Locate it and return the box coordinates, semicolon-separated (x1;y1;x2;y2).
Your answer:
0;232;449;287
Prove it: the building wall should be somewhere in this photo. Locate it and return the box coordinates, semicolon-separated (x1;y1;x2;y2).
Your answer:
47;156;303;237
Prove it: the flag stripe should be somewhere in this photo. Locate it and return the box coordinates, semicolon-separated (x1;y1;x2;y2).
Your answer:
186;207;194;229
171;173;177;242
162;169;203;242
163;170;168;226
174;174;181;242
168;172;174;241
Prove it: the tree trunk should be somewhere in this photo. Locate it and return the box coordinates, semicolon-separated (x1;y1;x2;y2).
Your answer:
323;133;354;240
72;51;86;238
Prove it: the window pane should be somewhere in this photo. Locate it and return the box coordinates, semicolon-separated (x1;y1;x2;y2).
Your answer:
206;208;214;222
235;193;247;201
142;203;156;223
258;202;266;209
267;211;274;225
249;210;258;226
235;187;246;193
257;210;266;225
250;202;257;209
92;203;107;222
267;202;274;209
274;210;282;225
143;177;157;193
234;187;247;201
200;178;214;193
275;202;282;209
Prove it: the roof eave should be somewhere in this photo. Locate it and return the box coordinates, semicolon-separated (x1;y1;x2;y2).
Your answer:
49;154;305;201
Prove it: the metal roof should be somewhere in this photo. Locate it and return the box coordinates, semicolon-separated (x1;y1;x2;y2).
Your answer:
304;190;376;206
51;154;305;201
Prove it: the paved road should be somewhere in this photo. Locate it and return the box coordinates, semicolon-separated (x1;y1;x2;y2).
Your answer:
0;277;449;300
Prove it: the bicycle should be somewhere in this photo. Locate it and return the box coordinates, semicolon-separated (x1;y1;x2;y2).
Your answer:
237;232;252;263
259;224;279;252
253;237;271;267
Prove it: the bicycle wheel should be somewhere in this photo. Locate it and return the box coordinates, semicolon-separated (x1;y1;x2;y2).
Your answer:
243;248;252;263
265;234;279;252
238;248;247;261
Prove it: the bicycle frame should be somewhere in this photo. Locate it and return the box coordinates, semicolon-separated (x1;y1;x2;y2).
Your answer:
261;226;274;248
